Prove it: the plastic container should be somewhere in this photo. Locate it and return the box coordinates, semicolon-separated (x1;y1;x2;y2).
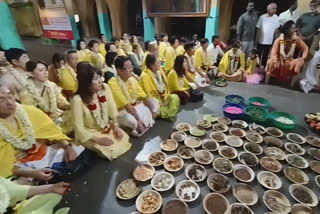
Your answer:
248;97;271;109
245;106;269;124
225;95;245;106
270;112;297;130
223;103;245;120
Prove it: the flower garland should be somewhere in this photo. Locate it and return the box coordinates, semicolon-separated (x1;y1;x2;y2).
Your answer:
116;76;137;104
9;69;27;88
0;184;9;214
151;70;165;94
279;32;297;61
87;89;109;129
0;104;36;150
26;79;57;113
201;48;210;66
178;78;185;88
228;49;241;74
185;54;196;73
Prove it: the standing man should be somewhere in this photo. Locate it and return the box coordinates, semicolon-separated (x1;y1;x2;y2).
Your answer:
279;1;298;26
237;1;258;58
256;2;280;67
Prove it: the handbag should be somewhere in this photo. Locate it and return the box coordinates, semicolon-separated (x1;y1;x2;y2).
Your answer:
189;89;204;102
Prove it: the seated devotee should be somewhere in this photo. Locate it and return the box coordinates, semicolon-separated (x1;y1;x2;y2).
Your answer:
76;39;90;62
48;53;65;86
192;34;201;50
218;41;246;82
61;50;79;99
83;40;106;70
104;51;118;83
0;177;71;214
70;62;131;160
164;36;179;74
300;40;320;93
2;48;30;100
208;35;225;66
120;33;133;55
176;37;187;56
99;34;108;57
108;56;158;136
20;61;72;134
0;80;84;179
243;49;265;84
168;55;204;105
159;33;169;61
105;42;118;53
184;42;210;87
128;44;143;76
140;54;180;120
154;33;160;45
112;37;126;56
0;44;11;74
266;20;309;85
195;38;217;80
130;35;145;64
142;41;159;71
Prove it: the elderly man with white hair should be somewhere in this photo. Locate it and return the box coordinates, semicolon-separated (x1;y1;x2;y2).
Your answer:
256;2;280;67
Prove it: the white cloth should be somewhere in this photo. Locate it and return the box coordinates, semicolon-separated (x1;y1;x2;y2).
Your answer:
207;44;224;64
17;144;85;169
256;14;280;45
117;101;157;130
194;73;208;87
279;10;297;26
300;50;320;93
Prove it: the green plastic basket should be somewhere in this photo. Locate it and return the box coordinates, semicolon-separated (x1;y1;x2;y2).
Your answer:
270;112;297;130
248;97;271;109
246;106;270;124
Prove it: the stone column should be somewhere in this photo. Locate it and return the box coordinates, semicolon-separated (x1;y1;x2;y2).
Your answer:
64;0;80;48
105;0;128;38
205;0;220;42
0;0;24;49
96;0;112;41
142;0;155;41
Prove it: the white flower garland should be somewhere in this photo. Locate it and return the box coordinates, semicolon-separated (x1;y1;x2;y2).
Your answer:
228;49;241;74
201;48;210;66
0;104;36;150
178;78;185;88
90;90;109;129
185;54;196;73
151;70;165;94
279;33;297;61
0;184;9;214
26;79;57;113
116;76;137;104
9;69;27;88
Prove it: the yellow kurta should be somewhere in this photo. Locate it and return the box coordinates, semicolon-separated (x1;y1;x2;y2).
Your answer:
119;40;132;55
83;51;106;70
139;68;169;102
159;42;168;60
164;46;176;73
219;49;246;74
176;45;185;56
99;43;107;57
71;84;131;160
117;48;127;56
194;47;214;69
61;64;78;93
0;105;70;177
78;49;90;62
167;70;190;93
108;77;147;109
142;51;150;71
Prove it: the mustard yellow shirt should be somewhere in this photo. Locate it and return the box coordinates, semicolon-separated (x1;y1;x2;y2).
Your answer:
83;51;106;70
159;42;168;60
176;45;185;56
194;47;214;69
219;49;246;74
142;51;150;71
108;76;147;109
61;64;78;92
99;43;107;57
119;40;133;55
78;49;90;62
167;70;190;93
117;48;127;56
164;46;176;72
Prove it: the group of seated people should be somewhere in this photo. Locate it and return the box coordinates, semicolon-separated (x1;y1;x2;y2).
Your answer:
0;24;319;212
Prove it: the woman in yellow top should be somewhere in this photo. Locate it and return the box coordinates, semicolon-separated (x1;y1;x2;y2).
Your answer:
218;41;246;82
0;177;71;214
71;62;131;160
176;37;186;56
140;54;180;120
61;50;79;99
83;40;106;70
159;33;169;61
20;61;73;134
164;36;179;73
0;80;83;179
120;33;133;55
99;34;108;57
108;56;158;136
77;39;90;62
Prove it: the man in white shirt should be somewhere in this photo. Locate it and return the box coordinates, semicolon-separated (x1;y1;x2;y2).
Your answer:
256;2;280;66
207;35;224;66
279;1;298;26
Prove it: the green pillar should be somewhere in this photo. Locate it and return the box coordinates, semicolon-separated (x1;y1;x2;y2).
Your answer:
143;10;155;42
205;4;220;42
98;12;112;41
0;2;24;49
69;15;80;48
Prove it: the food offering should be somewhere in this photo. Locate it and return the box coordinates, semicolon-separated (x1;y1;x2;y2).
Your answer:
245;131;263;144
308;148;320;160
233;164;255;183
264;147;286;160
133;164;155;182
225;95;245;105
225;203;254;214
249;123;266;134
284;167;309;184
185;164;207;182
161;139;178;152
203;193;229;214
210;131;227;143
116;179;141;200
202;139;219;152
266;127;284;138
194;150;214;165
218;146;238;159
289;184;319;207
162;199;189;214
305;136;320;148
135;190;162;214
196;119;212;129
176;123;192;132
207;173;231;194
177;146;196;160
238;152;259;167
212;123;229;133
225;136;243;148
176;180;200;202
233;183;258;206
184;137;202;148
232;120;248;129
171;131;188;142
164;156;184;172
264;136;283;147
229;128;246;138
243;142;263;155
203;114;217;123
217;117;232;126
151;172;174;192
310;161;320;174
148;152;166;167
291;204;315;214
190;127;206;137
305;112;320;134
263;190;291;214
284;143;305;155
213;157;233;174
286;154;309;169
286;133;306;144
257;171;282;190
260;157;282;173
315;175;320;188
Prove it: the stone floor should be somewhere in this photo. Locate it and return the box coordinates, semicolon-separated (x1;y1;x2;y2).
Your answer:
58;82;320;214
